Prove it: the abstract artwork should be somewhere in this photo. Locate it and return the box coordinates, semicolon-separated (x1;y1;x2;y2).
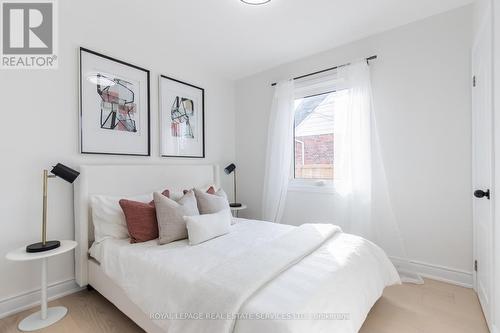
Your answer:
80;48;150;156
96;74;138;132
171;96;194;138
159;75;204;158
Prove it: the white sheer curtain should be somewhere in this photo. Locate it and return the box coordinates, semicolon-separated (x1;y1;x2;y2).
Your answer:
261;80;295;223
334;61;423;284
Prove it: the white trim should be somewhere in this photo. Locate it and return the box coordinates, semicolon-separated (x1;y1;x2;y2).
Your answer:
472;2;495;328
294;75;343;99
0;278;83;319
288;179;335;194
390;257;473;288
492;324;499;333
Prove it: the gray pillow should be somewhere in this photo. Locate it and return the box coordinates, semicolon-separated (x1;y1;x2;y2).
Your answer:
194;188;229;214
154;191;200;245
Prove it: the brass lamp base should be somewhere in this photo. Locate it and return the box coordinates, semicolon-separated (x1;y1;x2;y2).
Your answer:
26;241;61;253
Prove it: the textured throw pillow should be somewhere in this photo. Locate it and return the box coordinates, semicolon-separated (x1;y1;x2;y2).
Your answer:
149;189;170;204
119;200;157;243
184;209;232;245
118;190;170;243
154;190;200;245
193;188;229;214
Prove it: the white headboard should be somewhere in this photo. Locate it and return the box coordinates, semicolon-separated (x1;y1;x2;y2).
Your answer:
74;164;220;286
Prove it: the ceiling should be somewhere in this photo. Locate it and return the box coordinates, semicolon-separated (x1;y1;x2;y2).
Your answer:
103;0;475;80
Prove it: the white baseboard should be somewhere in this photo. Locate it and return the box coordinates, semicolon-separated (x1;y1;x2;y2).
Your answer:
0;278;84;319
390;257;473;288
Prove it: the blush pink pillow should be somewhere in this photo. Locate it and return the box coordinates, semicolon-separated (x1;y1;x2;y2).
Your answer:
119;190;169;243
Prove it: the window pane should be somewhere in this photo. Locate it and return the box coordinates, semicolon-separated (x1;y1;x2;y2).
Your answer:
294;92;336;180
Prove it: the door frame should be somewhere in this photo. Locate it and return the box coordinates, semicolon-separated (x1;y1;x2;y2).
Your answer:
472;2;495;330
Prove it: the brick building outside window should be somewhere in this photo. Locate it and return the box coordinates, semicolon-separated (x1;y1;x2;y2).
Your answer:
294;91;338;180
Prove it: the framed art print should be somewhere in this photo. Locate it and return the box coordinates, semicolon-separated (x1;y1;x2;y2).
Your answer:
79;48;150;156
159;75;205;158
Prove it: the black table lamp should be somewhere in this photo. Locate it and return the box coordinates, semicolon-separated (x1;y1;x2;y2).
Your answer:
26;163;80;253
224;163;242;208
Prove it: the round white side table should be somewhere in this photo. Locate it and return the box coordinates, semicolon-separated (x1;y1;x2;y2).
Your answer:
6;240;77;331
230;204;247;218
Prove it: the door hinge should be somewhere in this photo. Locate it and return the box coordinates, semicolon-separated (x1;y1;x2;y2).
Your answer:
473;75;477;87
474;260;478;272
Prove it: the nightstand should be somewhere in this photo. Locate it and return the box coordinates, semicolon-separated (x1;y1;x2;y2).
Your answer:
6;240;77;331
230;204;247;217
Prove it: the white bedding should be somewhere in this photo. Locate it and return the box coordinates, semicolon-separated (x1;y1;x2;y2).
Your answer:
97;218;400;333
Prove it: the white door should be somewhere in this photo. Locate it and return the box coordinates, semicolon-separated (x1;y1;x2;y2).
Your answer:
472;14;493;328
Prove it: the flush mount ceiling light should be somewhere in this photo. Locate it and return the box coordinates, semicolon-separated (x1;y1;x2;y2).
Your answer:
241;0;271;5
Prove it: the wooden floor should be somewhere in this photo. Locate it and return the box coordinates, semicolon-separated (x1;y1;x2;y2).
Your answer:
0;279;489;333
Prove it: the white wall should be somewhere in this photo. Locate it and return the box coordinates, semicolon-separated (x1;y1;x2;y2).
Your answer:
0;0;235;315
235;6;473;277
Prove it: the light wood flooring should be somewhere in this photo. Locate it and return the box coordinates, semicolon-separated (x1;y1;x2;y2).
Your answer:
0;279;489;333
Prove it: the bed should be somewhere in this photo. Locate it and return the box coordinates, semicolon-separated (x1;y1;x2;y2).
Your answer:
74;164;400;333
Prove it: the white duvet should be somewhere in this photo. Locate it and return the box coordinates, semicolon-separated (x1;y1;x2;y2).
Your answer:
98;219;400;333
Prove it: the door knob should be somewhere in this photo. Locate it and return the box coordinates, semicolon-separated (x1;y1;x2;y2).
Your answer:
474;189;490;200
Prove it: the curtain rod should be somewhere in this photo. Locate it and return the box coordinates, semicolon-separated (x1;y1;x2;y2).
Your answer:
270;55;377;87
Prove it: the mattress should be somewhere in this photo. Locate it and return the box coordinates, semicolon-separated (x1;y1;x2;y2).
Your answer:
94;218;400;333
88;239;104;262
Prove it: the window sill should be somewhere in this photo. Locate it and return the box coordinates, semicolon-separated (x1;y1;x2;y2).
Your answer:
287;180;336;194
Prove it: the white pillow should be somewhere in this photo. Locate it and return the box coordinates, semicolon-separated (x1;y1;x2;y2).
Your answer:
91;193;152;243
184;209;232;245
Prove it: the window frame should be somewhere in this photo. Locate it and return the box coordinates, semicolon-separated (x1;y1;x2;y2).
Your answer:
289;74;343;193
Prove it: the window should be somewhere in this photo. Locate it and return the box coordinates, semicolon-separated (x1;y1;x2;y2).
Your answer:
294;92;334;180
293;84;347;182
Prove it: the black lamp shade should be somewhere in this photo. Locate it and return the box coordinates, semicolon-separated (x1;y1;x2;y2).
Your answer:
51;163;80;183
224;163;236;175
